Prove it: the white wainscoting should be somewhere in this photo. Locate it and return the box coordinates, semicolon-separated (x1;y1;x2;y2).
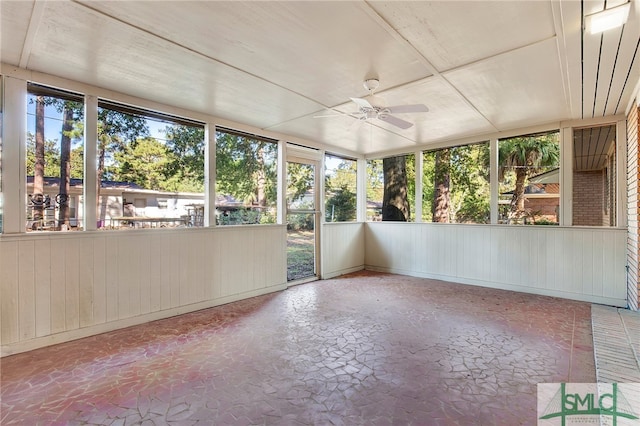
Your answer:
0;225;287;356
365;223;628;307
321;222;365;279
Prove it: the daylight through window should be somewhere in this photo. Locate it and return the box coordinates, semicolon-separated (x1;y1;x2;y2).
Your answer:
325;155;357;222
97;100;205;230
422;142;490;224
498;131;560;225
215;128;278;225
26;84;84;232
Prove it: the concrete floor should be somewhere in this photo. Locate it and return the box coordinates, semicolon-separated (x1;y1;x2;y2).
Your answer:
0;271;596;425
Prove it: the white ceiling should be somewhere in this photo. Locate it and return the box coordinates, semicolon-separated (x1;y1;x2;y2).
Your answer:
2;0;639;156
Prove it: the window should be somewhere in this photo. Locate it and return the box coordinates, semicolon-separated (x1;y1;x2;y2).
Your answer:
98;101;205;229
367;154;415;222
325;154;356;222
573;125;616;226
215;128;277;225
26;84;84;231
498;131;560;225
422;142;490;223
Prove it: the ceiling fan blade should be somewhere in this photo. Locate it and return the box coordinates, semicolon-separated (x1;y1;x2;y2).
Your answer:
350;97;374;110
378;114;414;129
386;104;429;114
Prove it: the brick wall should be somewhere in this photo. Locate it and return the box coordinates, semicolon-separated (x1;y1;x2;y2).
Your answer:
573;170;604;226
627;102;639;310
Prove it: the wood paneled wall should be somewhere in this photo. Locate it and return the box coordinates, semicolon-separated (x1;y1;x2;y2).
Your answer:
365;223;627;307
0;226;287;356
321;222;365;279
628;103;639;310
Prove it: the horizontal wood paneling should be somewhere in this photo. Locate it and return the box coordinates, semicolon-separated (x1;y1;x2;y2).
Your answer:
321;223;365;279
366;223;627;306
0;225;287;356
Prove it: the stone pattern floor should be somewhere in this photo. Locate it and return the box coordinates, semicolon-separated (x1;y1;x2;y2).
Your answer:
1;271;595;425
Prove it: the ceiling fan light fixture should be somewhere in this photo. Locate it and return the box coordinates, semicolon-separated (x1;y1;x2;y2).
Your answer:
363;79;380;92
585;2;630;34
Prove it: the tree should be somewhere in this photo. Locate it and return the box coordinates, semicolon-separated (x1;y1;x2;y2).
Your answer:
499;133;559;222
382;156;410;221
58;106;74;227
32;96;46;222
216;132;277;206
286;162;314;206
27;133;60;177
162;124;205;192
98;108;150;186
325;159;357;222
114;137;170;191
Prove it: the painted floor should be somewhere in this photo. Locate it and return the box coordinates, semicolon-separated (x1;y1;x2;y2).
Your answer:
1;271;596;425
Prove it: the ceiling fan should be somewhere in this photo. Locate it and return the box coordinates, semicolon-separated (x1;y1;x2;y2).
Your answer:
342;79;429;129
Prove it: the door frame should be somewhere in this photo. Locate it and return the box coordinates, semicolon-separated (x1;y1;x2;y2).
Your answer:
286;144;323;283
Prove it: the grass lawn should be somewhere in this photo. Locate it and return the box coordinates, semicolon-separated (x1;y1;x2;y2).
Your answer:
287;229;315;281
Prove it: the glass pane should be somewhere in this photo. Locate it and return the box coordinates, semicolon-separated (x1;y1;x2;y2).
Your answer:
287;212;315;281
26;88;84;232
422;142;490;223
98;102;205;230
367;155;414;221
325;155;357;222
215;130;277;225
287;162;315;210
573;125;616;226
287;161;316;281
498;131;560;225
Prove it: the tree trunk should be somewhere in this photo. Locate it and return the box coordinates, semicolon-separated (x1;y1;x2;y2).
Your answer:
432;148;450;223
58;106;73;229
382;156;409;221
33;96;46;224
510;167;528;220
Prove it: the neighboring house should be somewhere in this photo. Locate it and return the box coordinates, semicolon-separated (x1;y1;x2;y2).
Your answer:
500;168;560;224
27;177;198;229
26;177;257;230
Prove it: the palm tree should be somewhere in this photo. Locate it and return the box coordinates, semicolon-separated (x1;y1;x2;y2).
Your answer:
499;133;559;222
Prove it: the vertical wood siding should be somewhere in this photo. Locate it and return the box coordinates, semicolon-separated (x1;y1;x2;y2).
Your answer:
0;226;287;356
628;104;639;310
365;223;627;307
321;223;365;279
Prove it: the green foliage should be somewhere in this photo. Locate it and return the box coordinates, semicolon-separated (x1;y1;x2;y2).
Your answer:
325;186;356;222
216;132;277;207
287;162;314;206
162;125;205;192
366;159;384;203
498;132;559;223
112;137;169;190
27;132;61;177
98;107;150;181
423;143;490;223
325;156;357;222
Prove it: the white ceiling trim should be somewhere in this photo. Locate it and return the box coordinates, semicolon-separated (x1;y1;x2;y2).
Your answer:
18;0;45;69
